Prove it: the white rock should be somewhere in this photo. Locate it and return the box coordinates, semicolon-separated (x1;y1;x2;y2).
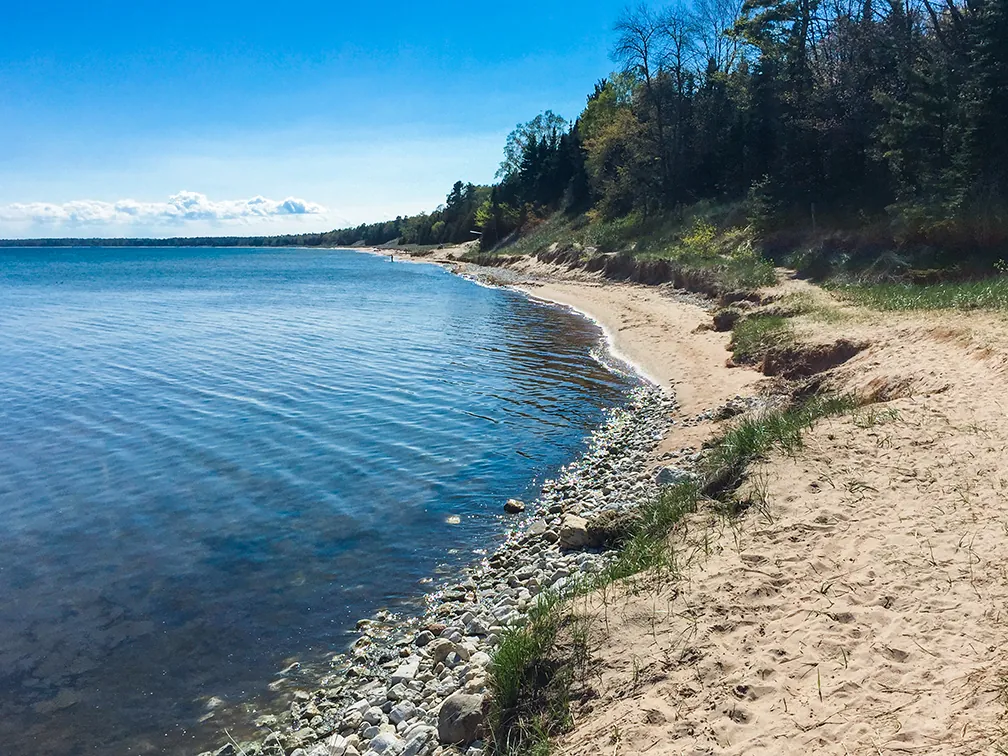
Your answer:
368;732;403;755
558;514;590;550
390;657;420;685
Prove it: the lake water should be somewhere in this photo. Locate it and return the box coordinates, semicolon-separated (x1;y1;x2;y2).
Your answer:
0;247;639;754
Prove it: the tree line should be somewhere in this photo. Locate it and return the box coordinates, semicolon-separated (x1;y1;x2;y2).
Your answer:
8;0;1004;261
484;0;1007;261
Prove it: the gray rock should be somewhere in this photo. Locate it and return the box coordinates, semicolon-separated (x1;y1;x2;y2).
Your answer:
654;466;695;487
389;700;417;725
414;631;434;647
363;707;385;726
503;499;525;514
427;638;455;665
401;727;435;756
368;732;403;755
390;657;420;685
437;693;485;746
527;519;547;536
558;514;590;551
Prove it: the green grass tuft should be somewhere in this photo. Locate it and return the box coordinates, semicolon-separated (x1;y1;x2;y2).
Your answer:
833;278;1008;311
728;315;794;363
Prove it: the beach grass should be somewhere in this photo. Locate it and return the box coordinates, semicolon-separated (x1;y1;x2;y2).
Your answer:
832;277;1008;311
728;314;794;363
487;392;861;755
488;586;586;756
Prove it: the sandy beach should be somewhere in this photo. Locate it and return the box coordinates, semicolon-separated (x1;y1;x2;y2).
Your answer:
224;246;1008;756
417;247;1008;754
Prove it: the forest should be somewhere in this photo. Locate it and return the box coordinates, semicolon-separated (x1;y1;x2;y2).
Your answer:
474;0;1008;272
9;0;1006;275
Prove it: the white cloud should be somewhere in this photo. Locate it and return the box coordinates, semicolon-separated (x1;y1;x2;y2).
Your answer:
0;191;326;227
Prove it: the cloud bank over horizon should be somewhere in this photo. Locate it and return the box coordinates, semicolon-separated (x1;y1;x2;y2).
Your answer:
0;191;327;233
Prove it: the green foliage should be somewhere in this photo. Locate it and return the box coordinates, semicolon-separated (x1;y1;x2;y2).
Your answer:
701;393;859;497
833;277;1008;311
728;315;794;363
680;219;718;257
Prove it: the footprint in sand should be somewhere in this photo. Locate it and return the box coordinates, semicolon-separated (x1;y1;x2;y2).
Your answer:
726;705;752;724
880;645;911;662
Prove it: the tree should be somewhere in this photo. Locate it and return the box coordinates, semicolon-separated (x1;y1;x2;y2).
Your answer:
496;112;570;180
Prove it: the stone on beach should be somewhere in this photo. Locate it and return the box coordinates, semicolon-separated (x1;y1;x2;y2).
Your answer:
389;700;417;725
427;638;456;665
367;732;404;755
503;498;525;514
390;657;420;685
558;513;590;550
437;693;486;745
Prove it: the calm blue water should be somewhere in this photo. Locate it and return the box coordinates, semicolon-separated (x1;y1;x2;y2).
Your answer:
0;247;638;755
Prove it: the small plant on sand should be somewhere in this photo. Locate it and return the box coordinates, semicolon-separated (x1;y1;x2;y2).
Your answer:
728;315;794;364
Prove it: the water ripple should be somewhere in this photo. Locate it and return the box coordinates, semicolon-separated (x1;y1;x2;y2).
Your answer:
0;247;638;755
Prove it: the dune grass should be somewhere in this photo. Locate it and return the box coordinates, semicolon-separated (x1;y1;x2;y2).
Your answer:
728;314;795;363
833;278;1008;311
486;392;860;755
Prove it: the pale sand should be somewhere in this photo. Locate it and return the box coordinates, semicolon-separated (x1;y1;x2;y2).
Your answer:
548;292;1008;754
406;248;1008;752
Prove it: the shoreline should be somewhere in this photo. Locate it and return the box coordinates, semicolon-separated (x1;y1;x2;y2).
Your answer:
205;249;762;756
211;246;1008;756
211;388;685;756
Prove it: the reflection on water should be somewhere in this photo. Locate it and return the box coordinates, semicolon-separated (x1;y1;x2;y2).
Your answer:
0;247;639;755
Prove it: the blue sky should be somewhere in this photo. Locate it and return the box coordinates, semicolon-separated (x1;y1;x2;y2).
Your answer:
0;1;625;238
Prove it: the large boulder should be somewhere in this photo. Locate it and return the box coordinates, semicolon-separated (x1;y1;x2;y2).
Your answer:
437;693;485;745
558;514;590;551
503;498;525;514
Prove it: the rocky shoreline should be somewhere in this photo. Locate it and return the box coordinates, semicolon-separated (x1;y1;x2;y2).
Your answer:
205;386;692;756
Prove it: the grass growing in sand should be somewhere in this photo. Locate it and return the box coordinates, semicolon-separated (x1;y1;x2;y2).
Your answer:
487;586;590;756
487;393;860;755
833;277;1008;311
728;314;794;363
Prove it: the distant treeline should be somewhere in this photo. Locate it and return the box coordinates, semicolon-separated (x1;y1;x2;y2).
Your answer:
0;182;489;248
8;0;1006;264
